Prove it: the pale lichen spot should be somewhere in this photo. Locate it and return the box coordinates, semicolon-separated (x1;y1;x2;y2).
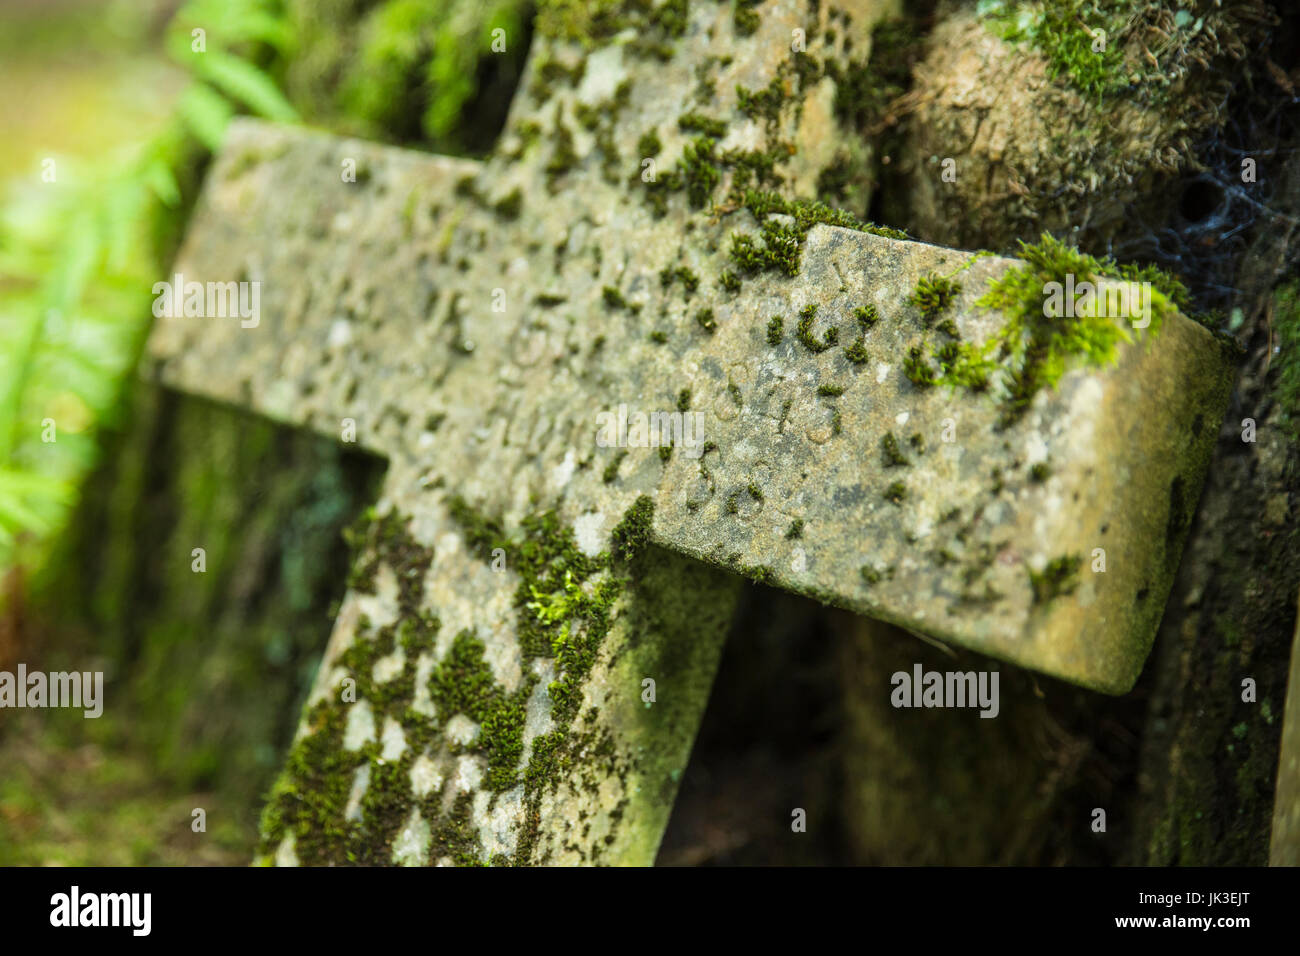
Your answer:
410;651;438;718
344;763;370;821
274;834;299;867
343;699;376;751
380;716;407;760
476;785;524;859
550;449;578;493
573;510;607;557
577;42;628;104
453;754;485;793
391;808;431;866
372;645;406;684
433;529;463;568
328;318;353;349
410;752;444;799
354;562;401;630
444;713;481;748
522;659;557;753
1024;431;1050;466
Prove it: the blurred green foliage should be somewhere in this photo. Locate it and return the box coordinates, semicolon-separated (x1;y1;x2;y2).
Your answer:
0;0;294;573
285;0;532;152
0;0;531;577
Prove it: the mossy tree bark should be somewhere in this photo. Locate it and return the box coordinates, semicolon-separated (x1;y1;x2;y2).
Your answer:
1127;145;1300;866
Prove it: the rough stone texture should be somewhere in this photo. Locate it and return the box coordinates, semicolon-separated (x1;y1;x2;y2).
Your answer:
837;612;1150;865
1128;147;1300;866
146;0;1233;863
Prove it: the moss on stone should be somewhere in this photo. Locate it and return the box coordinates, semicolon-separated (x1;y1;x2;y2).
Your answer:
903;344;937;388
975;234;1180;425
881;432;909;467
680;135;722;207
733;0;762;37
545;107;579;190
637;129;662;157
729;190;907;278
678;111;729;138
611;494;656;562
767;315;784;345
493;187;524;220
795;304;837;353
909;273;962;322
660;265;701;296
1028;553;1083;603
854;304;879;329
603;449;628;484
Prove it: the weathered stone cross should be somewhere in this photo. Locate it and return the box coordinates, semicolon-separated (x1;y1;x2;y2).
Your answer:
146;0;1232;864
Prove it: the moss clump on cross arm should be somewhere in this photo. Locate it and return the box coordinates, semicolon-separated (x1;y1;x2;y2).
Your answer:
728;190;907;278
736;76;786;125
901;235;1188;425
602;449;627;484
974;233;1182;424
903;345;937;388
492;187;523;220
724;147;785;190
603;286;640;312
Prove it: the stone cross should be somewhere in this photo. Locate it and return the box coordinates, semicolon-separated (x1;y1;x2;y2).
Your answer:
146;0;1232;864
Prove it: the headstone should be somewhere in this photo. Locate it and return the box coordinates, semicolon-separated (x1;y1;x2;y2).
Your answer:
146;0;1233;864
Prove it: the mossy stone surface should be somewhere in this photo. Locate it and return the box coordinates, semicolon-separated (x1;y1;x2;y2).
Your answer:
147;0;1236;864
